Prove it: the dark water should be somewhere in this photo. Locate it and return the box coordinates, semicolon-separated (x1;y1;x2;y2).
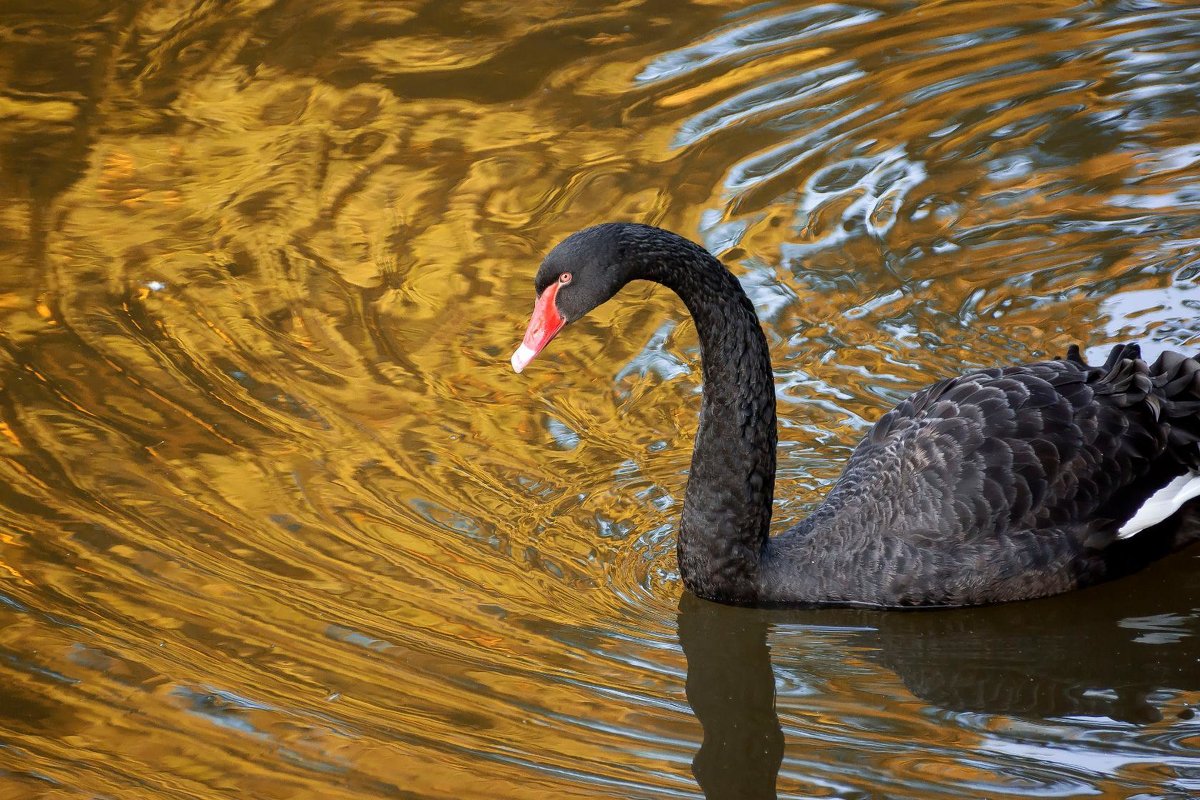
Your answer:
1;1;1199;798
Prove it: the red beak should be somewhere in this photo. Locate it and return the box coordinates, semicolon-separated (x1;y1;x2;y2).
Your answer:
512;282;566;373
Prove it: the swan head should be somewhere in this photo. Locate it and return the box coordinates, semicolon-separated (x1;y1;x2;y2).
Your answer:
512;223;634;373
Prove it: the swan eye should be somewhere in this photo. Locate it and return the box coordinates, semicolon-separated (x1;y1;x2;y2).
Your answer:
558;272;572;285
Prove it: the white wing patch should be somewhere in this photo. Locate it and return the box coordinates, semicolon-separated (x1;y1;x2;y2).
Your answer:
1118;471;1200;539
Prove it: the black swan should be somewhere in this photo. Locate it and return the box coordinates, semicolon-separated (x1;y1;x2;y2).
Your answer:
512;222;1200;607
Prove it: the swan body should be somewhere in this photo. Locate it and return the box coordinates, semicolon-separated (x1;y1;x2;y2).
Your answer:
513;223;1200;607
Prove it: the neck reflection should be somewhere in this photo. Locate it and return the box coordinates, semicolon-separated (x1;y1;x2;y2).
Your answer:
678;593;783;800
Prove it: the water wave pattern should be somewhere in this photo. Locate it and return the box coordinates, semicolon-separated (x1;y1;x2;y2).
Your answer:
0;1;1198;798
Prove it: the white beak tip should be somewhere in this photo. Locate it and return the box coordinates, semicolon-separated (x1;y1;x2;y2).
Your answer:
511;344;536;373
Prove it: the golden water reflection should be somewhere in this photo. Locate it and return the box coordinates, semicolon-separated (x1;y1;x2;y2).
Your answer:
1;1;1199;798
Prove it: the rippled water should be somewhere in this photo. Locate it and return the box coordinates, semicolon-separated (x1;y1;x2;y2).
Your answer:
1;1;1199;798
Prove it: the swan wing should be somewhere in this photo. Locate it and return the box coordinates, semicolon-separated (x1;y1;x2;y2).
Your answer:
815;345;1200;550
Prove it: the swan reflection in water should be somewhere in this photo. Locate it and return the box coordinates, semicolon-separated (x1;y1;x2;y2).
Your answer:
512;223;1200;795
678;544;1200;798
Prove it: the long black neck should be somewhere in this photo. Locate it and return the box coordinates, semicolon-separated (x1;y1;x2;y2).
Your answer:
624;226;777;603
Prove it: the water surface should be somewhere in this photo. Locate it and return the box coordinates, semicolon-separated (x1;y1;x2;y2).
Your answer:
1;1;1199;798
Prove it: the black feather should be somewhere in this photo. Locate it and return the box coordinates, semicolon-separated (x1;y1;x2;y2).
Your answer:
522;223;1200;607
